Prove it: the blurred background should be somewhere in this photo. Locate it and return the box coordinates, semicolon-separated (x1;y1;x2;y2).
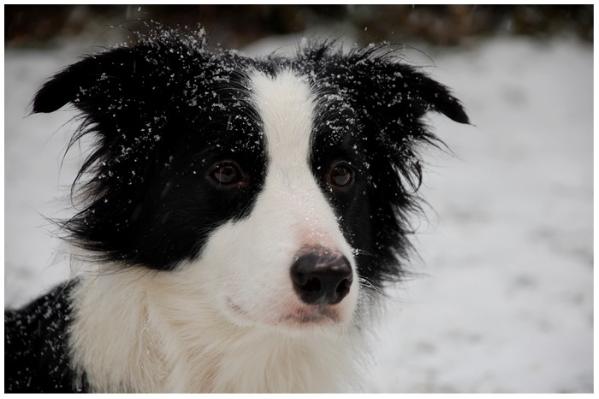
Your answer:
4;4;593;393
5;5;594;48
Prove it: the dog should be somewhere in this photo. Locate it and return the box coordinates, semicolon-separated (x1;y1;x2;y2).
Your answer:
5;27;468;393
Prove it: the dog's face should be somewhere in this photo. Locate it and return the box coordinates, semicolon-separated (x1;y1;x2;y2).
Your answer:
33;30;468;331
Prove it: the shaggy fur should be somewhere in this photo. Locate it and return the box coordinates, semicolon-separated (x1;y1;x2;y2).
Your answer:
5;26;468;393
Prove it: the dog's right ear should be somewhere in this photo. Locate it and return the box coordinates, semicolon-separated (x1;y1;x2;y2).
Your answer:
32;47;141;114
33;49;130;113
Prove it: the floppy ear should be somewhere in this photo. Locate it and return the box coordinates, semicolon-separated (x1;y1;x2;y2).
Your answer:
395;65;469;124
32;47;141;114
300;42;469;125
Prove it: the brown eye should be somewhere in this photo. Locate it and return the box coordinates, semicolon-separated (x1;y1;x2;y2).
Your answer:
208;161;246;187
328;162;355;188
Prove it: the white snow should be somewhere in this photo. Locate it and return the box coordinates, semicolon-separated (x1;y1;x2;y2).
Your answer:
4;34;593;392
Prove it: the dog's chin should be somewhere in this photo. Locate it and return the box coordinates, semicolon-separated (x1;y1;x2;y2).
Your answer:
222;296;353;334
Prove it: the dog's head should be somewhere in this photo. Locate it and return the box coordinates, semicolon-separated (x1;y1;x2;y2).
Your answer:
33;29;468;331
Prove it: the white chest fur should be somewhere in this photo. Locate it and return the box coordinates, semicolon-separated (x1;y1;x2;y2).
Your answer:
68;266;364;393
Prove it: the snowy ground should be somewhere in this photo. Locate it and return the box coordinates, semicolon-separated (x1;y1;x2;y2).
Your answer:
4;33;593;392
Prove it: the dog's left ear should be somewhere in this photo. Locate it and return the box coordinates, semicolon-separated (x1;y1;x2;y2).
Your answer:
382;62;470;125
400;66;469;124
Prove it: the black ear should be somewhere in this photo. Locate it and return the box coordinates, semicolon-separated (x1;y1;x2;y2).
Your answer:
334;46;470;126
33;48;134;114
32;66;79;113
392;63;469;124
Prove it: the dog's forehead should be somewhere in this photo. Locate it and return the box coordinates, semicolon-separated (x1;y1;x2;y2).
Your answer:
245;64;361;155
248;69;315;164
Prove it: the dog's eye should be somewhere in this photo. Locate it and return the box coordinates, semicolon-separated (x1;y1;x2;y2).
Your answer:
327;161;355;189
208;161;247;187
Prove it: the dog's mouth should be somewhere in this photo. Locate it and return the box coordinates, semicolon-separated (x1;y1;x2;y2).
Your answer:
279;304;339;324
225;297;341;327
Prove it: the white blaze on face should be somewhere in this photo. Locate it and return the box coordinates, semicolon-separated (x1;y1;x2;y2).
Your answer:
192;69;359;330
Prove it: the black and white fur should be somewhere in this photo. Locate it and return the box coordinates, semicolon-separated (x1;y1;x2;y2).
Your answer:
5;27;468;393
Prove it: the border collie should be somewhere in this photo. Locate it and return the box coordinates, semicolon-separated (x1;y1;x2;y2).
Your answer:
5;27;468;393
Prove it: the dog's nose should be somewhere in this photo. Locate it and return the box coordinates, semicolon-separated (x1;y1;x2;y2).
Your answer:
290;248;352;305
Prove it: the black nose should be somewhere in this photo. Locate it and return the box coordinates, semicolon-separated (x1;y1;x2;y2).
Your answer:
290;248;353;305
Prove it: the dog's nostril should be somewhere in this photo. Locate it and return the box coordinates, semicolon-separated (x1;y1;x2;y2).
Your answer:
290;247;352;305
302;277;321;294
